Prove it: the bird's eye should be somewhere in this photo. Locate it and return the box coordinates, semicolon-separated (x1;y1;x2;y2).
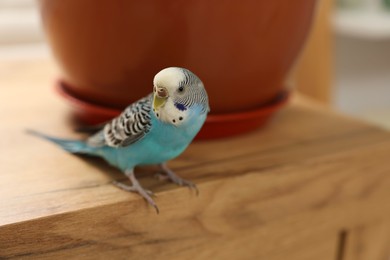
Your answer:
178;86;184;92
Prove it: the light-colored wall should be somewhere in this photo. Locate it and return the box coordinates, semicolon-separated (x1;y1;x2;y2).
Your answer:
334;35;390;128
0;0;44;45
333;3;390;129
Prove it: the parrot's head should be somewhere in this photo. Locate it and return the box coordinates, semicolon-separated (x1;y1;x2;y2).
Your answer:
152;67;209;124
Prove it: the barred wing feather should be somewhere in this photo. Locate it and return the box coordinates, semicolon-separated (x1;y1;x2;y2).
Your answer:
87;95;152;147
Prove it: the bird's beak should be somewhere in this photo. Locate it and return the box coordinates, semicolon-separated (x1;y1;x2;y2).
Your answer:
153;86;168;110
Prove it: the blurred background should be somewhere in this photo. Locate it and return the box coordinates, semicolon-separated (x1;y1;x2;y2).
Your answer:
294;0;390;129
1;0;389;129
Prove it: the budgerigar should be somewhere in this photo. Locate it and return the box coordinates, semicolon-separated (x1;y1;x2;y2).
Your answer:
30;67;210;213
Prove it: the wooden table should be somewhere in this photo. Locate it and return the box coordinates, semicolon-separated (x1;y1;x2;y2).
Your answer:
1;58;389;260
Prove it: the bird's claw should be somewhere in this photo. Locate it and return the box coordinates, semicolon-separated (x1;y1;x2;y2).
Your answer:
112;180;155;196
158;164;199;196
112;180;159;214
154;173;169;181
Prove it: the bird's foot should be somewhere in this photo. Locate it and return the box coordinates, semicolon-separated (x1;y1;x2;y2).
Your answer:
112;171;159;214
112;180;155;197
157;163;199;195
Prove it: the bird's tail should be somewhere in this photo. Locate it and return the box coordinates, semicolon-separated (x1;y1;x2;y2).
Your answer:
27;129;98;155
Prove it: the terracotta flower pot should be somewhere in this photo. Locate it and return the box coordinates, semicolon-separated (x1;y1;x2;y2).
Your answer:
38;0;317;138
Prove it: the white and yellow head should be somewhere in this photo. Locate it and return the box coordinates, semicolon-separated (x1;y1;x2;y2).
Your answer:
152;67;209;125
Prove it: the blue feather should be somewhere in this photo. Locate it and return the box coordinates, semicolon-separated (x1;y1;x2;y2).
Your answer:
26;130;96;155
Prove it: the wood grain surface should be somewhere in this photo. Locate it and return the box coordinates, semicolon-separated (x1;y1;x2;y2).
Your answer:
0;58;390;259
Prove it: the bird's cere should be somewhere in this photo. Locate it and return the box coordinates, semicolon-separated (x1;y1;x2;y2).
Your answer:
156;87;168;98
